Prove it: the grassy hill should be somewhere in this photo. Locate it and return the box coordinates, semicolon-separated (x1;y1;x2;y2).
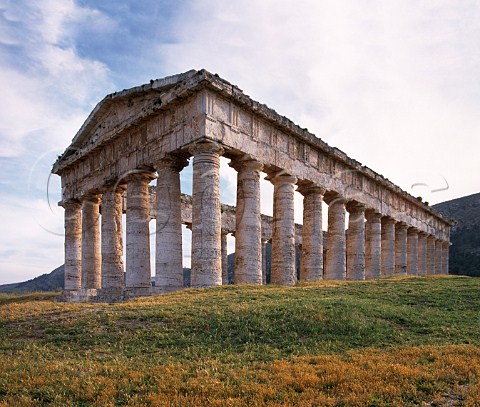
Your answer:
1;276;479;405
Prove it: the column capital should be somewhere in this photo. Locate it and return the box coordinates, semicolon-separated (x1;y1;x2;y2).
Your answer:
395;222;409;231
156;154;189;172
346;201;366;214
81;193;102;204
407;227;419;235
124;169;156;183
188;139;224;156
365;209;382;222
59;198;82;209
381;216;397;226
296;181;325;197
442;241;451;248
418;231;429;238
323;191;345;205
266;172;297;186
229;154;263;173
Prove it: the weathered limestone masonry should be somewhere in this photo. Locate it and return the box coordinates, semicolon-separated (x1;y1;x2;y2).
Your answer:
52;69;453;301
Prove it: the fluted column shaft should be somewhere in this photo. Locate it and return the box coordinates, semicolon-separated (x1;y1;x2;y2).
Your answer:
365;210;382;279
442;242;449;274
427;235;435;274
62;200;82;290
261;238;269;285
232;157;263;284
155;157;187;293
81;195;101;289
346;202;365;280
426;236;436;275
221;231;229;284
435;240;443;275
325;194;346;280
417;233;427;275
270;173;297;285
299;185;325;281
381;217;396;277
190;141;224;287
406;228;419;276
395;223;408;276
101;187;125;291
126;172;154;291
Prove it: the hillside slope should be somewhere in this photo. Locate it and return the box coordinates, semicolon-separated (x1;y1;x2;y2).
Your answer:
0;276;479;405
0;265;64;293
433;192;480;276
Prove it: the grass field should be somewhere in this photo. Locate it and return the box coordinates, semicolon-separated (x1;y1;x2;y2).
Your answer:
0;275;479;406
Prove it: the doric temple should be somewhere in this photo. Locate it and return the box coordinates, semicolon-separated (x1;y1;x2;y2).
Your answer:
52;69;453;302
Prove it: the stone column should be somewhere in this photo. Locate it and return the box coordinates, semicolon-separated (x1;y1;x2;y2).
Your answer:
435;239;443;275
81;194;102;289
442;241;450;274
155;156;188;293
270;173;297;285
231;156;263;284
426;235;436;275
346;202;366;280
221;231;229;284
261;238;269;284
126;171;155;293
61;199;82;291
298;184;325;281
101;185;125;292
189;140;224;287
381;217;396;277
365;210;382;279
395;223;408;276
325;192;346;280
406;228;419;276
417;232;428;276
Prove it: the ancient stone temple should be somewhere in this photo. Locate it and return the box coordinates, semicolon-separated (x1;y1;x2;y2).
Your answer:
52;69;452;301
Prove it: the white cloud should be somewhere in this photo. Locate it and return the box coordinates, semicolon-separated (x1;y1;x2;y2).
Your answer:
0;0;113;157
159;0;480;204
0;195;64;284
0;0;114;283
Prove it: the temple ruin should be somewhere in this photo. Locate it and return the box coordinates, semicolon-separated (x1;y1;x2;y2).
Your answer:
52;69;452;301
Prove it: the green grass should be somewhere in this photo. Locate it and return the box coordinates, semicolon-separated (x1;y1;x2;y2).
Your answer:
0;276;479;406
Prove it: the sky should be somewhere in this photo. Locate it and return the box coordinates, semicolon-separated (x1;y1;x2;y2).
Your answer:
0;0;479;284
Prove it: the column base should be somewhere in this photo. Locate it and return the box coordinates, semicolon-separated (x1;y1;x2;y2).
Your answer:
123;287;153;297
59;288;98;302
152;286;182;295
59;287;156;302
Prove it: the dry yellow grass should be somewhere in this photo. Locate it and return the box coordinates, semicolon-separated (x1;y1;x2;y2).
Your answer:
0;276;479;406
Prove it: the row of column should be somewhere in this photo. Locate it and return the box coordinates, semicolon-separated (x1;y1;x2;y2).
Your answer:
62;139;450;295
295;189;449;282
187;140;450;286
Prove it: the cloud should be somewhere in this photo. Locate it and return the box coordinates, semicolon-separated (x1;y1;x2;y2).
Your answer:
0;195;64;283
0;0;115;283
159;0;480;204
0;0;113;157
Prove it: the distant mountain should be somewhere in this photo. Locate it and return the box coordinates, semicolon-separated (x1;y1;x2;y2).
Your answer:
433;192;480;277
0;265;64;294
